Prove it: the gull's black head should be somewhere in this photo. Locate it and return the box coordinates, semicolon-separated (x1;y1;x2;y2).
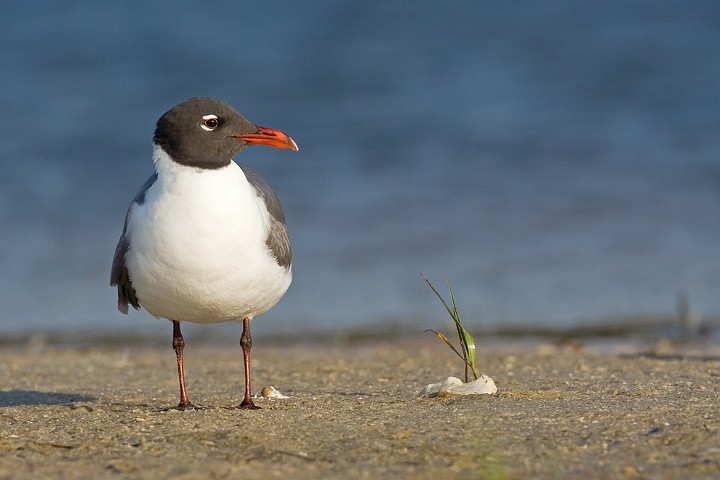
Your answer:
153;97;298;169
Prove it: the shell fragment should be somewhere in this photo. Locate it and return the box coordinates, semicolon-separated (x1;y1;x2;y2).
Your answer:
420;375;497;397
258;386;291;399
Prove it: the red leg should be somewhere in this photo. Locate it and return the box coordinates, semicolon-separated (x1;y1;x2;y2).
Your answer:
172;320;197;410
238;317;260;409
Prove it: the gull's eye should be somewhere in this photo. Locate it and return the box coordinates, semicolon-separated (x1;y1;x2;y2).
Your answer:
201;114;219;131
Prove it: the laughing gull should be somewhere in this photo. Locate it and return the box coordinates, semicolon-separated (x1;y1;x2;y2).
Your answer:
111;97;298;409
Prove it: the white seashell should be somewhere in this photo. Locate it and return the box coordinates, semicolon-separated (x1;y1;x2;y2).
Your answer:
442;375;497;396
420;376;463;396
260;385;291;399
420;375;497;397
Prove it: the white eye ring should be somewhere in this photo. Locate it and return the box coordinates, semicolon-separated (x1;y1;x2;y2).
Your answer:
201;114;219;131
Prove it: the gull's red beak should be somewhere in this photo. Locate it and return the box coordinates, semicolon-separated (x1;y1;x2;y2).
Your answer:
236;125;299;151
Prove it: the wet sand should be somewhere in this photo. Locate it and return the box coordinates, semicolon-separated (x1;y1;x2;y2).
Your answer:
1;336;718;479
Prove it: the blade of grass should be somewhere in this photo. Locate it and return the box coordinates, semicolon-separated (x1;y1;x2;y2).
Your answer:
422;274;479;381
424;329;466;362
447;279;479;380
422;274;456;319
422;274;468;365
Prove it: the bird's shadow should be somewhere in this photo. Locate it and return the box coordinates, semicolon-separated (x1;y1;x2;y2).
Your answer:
0;389;95;407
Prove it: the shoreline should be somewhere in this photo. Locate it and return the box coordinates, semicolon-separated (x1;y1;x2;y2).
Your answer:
1;312;718;348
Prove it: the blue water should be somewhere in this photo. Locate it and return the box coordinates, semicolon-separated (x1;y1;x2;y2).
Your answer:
1;1;719;338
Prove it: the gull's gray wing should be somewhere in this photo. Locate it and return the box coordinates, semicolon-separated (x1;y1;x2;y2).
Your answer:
242;167;292;269
110;173;157;313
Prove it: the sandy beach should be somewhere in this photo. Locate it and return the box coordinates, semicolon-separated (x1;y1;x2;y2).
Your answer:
1;335;718;479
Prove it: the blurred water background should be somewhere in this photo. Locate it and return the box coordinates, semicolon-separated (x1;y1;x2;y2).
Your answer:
1;1;719;341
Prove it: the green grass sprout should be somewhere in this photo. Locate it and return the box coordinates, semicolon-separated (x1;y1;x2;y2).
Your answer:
422;274;479;382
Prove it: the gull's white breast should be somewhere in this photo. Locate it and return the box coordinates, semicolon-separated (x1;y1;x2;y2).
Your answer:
125;147;292;323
